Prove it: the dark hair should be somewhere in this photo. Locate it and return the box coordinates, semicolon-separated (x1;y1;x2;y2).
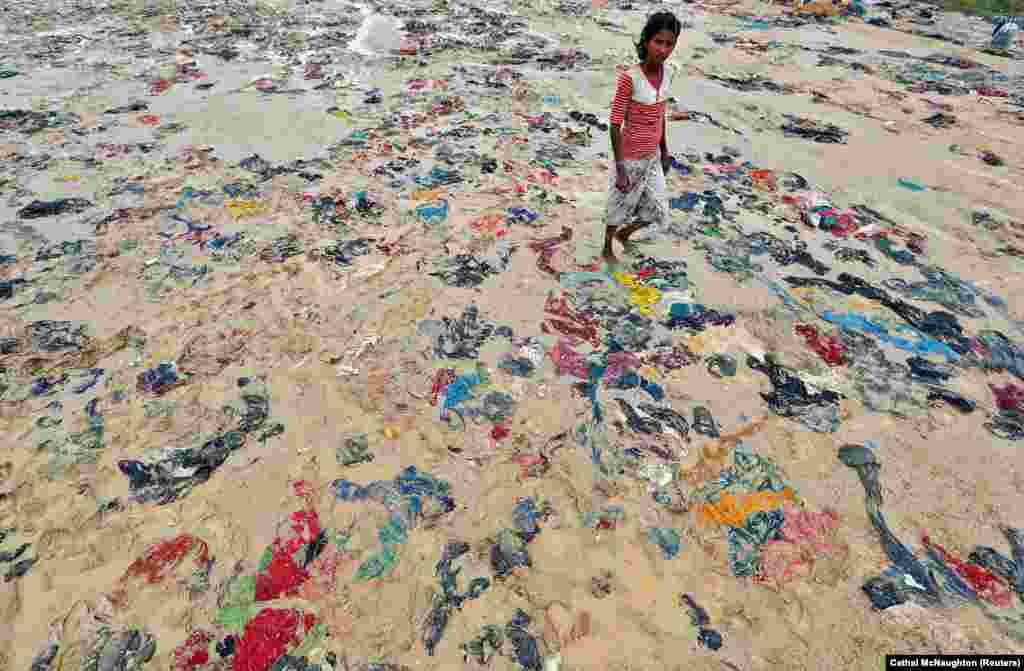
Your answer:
636;11;682;61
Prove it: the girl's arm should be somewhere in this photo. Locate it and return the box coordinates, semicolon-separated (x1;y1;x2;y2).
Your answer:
610;124;625;165
659;114;668;159
609;71;632;188
610;124;629;191
660;66;673;165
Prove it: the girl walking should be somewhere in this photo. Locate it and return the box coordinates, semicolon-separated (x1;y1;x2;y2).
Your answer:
603;11;681;263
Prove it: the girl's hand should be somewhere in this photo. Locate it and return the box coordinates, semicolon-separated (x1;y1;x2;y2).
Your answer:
615;165;631;192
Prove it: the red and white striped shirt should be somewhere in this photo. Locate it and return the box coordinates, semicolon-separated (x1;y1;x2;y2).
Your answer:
609;63;675;160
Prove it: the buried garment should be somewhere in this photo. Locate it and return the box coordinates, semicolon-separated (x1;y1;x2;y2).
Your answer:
211;495;345;658
118;380;284;505
784;273;971;356
838;444;1024;638
631;255;689;291
322;238;373;266
850;349;929;418
680;594;723;650
18;198;94;219
757;503;846;588
527;227;572;279
970;331;1024;381
113;534;213;605
430;241;517;288
330;466;456;580
504;610;543;671
30;600;158;671
28;320;92;352
38;398;106;480
422;541;490;656
882;265;991;319
664;303;735;332
118;432;247;506
987;384;1024;441
0;528;37;582
747;355;843;433
462;625;504;665
780;115;848;143
418;305;507;360
690;445;798;577
742;232;830;276
491;498;548;578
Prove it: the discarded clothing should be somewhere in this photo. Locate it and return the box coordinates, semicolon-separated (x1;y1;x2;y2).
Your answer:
331;466;456;579
498;356;535;377
638;403;690;440
119;382;281;504
680;594;723;651
116;534;212;606
418;306;501;360
137;362;190;395
416;199;449;226
583;505;626;530
988;384;1024;440
260;236;303;263
698;488;796;529
906;356;955;384
18;198;94;219
850;349;929;418
757;503;845;588
838;445;966;611
422;541;490;656
883;265;989;319
922;112;957;128
233;608;317;671
631;255;689;292
780;115;849;143
415;167;462;188
832;246;876;267
823;310;960;362
119;433;246;505
462;625;504;665
729;510;786;577
527;228;571;279
431;243;516;288
491;498;547;577
505;610;543;671
744;232;830;275
785;273;971;355
322;238;373;266
664;303;735;331
795;324;847;366
648;527;682;559
927;388;976;414
28;320;91;352
692;405;721;438
613;398;661;435
644;344;698;370
337;434;373;466
748;356;842;433
992;20;1020;49
971;331;1024;380
0;277;29;301
0;530;35;582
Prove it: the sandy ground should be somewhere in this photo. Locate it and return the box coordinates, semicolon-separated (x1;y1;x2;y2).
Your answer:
2;0;1024;670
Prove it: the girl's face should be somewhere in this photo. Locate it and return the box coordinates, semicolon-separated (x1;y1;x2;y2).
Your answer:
645;29;678;64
